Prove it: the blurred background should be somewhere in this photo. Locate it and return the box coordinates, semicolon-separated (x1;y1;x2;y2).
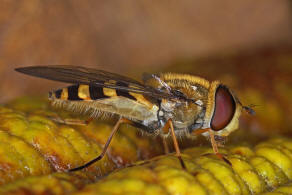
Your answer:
1;1;292;137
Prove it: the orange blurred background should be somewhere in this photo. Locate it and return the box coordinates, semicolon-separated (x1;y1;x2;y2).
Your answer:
1;1;292;100
1;1;292;136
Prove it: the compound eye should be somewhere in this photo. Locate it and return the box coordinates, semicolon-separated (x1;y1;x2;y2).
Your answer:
211;86;236;131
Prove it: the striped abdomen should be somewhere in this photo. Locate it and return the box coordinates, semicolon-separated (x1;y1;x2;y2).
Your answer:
49;84;154;108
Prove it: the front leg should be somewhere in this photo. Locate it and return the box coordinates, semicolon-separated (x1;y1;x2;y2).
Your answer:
162;119;186;170
192;128;231;165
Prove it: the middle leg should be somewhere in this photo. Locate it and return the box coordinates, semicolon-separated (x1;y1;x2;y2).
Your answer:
162;119;186;169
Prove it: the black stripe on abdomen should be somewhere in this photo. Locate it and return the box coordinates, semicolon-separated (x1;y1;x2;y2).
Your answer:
68;85;83;100
89;84;109;100
54;89;62;99
116;82;136;100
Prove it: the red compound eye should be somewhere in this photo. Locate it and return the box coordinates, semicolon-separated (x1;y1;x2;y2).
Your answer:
211;86;236;131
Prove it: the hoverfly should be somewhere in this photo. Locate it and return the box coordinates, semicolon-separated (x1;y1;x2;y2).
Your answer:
15;65;254;171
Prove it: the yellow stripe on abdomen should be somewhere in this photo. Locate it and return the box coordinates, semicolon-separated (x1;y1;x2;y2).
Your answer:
103;88;117;97
78;85;90;100
61;88;68;100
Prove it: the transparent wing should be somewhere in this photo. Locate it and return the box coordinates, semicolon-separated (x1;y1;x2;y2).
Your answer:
15;65;175;100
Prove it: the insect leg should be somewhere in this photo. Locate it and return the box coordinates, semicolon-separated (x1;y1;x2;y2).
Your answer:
209;130;231;166
69;117;132;172
162;119;186;169
191;128;209;136
161;136;170;154
50;116;94;126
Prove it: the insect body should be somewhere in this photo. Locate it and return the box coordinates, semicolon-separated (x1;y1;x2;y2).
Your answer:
15;66;253;171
